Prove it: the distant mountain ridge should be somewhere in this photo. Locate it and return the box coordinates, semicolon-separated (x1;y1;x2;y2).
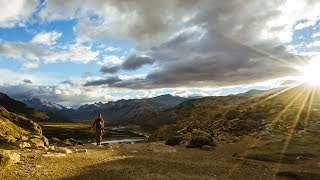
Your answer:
22;94;191;125
0;93;49;121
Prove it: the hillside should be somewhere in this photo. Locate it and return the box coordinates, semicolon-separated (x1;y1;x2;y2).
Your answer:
150;85;320;141
23;94;190;125
0;106;42;143
0;93;49;122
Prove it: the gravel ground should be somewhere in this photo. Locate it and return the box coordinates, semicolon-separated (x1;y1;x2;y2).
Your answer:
1;138;319;180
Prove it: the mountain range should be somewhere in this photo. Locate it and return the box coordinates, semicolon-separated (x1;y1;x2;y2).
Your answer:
22;94;191;126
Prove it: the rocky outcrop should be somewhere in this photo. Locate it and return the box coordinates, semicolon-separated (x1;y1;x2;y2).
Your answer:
0;106;42;144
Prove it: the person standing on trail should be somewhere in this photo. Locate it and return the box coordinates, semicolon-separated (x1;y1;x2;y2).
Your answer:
91;113;105;145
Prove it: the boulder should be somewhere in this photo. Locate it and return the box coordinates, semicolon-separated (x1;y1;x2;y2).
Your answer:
55;147;72;154
76;140;83;145
50;137;62;145
41;136;49;146
62;139;74;147
0;150;20;168
147;142;177;153
29;138;45;149
15;141;32;149
67;138;77;145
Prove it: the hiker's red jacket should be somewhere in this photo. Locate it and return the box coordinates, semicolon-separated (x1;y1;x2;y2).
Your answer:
92;117;105;129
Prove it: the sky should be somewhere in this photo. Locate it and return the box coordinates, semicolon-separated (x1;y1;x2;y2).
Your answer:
0;0;319;107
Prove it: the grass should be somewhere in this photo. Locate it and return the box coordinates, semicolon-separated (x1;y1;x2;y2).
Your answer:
38;122;146;142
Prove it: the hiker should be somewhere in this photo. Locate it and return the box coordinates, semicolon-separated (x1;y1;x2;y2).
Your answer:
91;113;105;145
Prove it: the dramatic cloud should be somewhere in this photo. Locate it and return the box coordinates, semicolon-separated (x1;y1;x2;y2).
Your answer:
23;79;32;84
99;66;120;74
0;42;100;65
83;76;121;87
31;31;62;45
122;55;155;70
0;0;38;28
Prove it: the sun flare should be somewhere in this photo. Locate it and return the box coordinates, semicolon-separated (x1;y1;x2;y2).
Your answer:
299;59;320;86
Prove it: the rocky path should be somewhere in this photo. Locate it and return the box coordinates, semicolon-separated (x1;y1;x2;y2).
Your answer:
1;138;320;180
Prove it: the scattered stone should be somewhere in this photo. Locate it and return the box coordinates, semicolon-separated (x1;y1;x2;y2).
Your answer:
20;136;29;141
62;139;74;147
42;153;66;158
48;146;55;151
76;140;83;145
15;141;32;149
29;135;41;139
201;145;215;151
55;147;72;154
29;138;45;149
50;137;62;145
0;150;20;168
147;142;177;153
6;134;17;143
41;136;49;146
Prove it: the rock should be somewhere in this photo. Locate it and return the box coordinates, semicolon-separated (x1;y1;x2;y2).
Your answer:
20;136;29;141
0;150;20;168
29;135;41;139
50;137;62;145
75;149;87;153
67;138;77;145
62;140;74;147
6;135;17;143
41;136;49;146
297;130;307;135
29;138;45;149
76;140;83;145
48;145;55;151
8;152;20;164
147;142;177;153
55;147;72;154
15;141;32;149
42;153;66;158
201;145;215;151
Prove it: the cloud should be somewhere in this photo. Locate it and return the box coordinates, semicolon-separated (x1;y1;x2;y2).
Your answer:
280;80;300;86
31;31;62;45
0;0;38;28
23;79;32;84
99;66;120;74
122;55;154;70
312;32;320;38
0;41;100;64
22;62;40;69
97;55;124;65
83;76;122;87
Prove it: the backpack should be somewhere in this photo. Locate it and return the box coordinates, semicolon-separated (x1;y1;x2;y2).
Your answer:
96;118;103;130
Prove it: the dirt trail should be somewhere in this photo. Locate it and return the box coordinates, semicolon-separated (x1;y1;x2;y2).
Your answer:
1;137;320;180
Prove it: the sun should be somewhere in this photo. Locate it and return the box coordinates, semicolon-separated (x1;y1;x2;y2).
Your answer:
298;59;320;86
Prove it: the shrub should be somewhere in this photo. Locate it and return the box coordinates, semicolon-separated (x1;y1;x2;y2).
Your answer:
187;136;214;148
165;136;181;146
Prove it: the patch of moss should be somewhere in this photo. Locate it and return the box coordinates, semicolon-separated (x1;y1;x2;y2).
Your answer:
0;151;13;169
165;136;181;146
